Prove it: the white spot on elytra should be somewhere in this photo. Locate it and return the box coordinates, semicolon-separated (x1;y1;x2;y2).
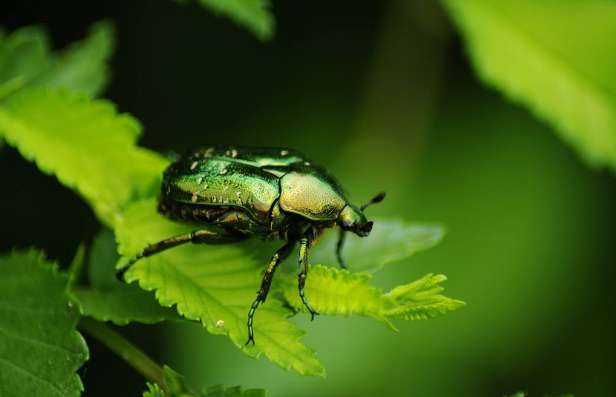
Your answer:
304;161;311;166
236;191;243;205
190;161;198;170
192;184;208;202
223;185;229;190
224;197;229;203
216;319;224;327
231;149;238;158
281;150;289;156
220;168;228;175
197;176;204;185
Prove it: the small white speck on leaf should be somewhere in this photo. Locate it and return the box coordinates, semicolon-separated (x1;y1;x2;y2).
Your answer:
216;319;225;327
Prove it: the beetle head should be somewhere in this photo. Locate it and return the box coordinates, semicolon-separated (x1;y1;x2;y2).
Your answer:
338;192;385;237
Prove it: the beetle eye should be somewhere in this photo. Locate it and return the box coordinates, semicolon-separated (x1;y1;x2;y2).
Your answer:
360;221;373;233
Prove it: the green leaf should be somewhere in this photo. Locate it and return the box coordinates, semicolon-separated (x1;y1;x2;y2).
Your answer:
0;76;26;102
68;241;88;287
115;198;325;377
383;273;466;321
0;250;89;397
0;25;51;89
73;228;184;325
281;266;465;331
0;87;170;226
142;366;267;397
86;228;120;287
163;366;193;397
37;20;116;96
441;0;616;171
177;0;275;41
144;383;168;397
310;219;445;272
0;21;115;98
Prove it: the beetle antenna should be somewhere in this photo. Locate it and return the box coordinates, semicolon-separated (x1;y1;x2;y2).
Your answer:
361;191;386;211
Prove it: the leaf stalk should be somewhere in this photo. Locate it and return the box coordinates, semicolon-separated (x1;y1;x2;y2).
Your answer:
78;317;167;393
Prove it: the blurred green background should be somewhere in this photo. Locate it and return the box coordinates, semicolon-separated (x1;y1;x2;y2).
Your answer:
1;0;615;396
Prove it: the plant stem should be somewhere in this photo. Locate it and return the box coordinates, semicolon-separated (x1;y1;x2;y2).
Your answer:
79;317;167;393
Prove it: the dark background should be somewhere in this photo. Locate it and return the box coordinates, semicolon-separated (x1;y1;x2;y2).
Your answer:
2;0;615;396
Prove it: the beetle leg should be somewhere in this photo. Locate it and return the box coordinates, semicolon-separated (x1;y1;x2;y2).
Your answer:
246;241;295;345
298;231;320;321
336;229;348;270
116;229;244;281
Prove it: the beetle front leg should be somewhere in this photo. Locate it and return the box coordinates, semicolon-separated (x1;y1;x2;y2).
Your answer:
116;229;244;281
246;241;296;345
298;230;320;320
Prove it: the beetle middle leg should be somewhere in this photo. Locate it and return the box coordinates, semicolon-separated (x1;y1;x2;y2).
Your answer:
246;241;296;345
298;229;320;321
336;229;348;270
116;229;244;281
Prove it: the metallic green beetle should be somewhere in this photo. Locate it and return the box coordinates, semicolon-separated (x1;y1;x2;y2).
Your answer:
117;145;385;345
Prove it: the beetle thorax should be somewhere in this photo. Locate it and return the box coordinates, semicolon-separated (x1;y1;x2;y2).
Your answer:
338;204;372;237
279;171;347;221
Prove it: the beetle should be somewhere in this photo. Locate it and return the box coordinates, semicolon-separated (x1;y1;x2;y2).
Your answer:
116;145;385;345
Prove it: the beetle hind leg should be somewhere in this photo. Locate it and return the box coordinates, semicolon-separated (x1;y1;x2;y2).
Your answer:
116;229;244;281
246;241;296;345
